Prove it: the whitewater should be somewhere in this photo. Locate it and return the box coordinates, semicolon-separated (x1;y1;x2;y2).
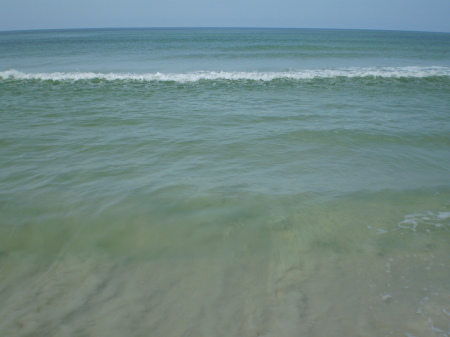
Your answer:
2;66;450;82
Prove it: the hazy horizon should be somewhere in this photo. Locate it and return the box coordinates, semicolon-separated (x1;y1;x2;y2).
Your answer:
2;26;450;35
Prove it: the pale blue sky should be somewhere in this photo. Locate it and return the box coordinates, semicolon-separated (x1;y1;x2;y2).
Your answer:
1;0;449;32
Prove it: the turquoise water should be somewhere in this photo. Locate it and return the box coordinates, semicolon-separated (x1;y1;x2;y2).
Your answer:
1;28;450;336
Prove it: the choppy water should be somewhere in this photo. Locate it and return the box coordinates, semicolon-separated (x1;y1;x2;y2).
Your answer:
1;28;450;337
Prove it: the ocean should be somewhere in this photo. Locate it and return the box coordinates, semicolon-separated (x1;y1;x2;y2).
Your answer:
0;28;449;337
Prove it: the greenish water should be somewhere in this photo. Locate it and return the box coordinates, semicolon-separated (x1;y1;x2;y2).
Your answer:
1;28;450;336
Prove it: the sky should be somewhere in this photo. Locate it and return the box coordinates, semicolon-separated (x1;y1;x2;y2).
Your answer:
1;0;450;33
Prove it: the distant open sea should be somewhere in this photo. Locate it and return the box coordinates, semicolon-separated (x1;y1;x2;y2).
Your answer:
1;28;450;337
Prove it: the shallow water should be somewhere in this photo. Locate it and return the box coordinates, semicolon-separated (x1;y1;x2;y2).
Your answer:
1;28;450;336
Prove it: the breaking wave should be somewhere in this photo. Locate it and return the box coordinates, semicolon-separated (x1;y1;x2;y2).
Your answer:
1;67;450;82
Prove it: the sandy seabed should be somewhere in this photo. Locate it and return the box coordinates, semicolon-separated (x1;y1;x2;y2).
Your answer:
1;215;449;337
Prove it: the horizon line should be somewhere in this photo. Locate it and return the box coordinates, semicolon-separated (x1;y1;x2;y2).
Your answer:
1;26;450;35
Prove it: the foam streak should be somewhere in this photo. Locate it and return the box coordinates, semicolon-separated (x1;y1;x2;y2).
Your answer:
1;67;449;82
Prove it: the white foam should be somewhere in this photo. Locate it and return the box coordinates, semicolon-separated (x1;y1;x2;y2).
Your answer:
398;211;450;232
437;211;450;220
1;67;449;82
380;293;393;303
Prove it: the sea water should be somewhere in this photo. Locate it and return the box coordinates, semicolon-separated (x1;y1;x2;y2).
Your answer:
0;28;450;337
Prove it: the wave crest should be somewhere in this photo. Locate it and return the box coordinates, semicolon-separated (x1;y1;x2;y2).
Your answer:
1;67;449;82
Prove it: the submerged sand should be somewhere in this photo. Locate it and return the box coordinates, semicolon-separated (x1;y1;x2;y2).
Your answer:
1;210;449;337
